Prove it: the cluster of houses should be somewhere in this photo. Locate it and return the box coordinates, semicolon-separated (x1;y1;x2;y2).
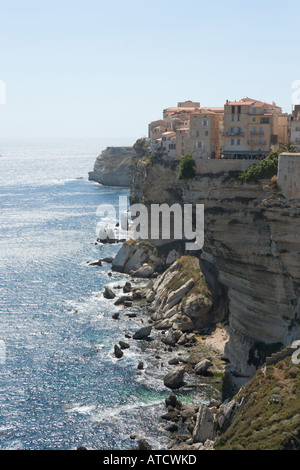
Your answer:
148;99;300;160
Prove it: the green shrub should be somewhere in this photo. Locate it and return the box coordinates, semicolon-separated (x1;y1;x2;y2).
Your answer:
178;153;196;180
239;143;299;183
239;157;279;182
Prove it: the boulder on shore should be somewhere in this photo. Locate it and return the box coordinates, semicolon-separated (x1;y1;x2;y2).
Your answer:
133;325;152;340
163;366;185;390
193;405;215;443
194;359;212;376
132;264;154;279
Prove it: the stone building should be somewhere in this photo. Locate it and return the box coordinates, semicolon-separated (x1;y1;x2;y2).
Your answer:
185;109;222;159
222;98;288;159
290;105;300;151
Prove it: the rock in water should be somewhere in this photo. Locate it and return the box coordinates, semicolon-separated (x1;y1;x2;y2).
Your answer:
114;345;123;359
137;439;152;451
114;295;132;306
119;341;130;350
162;329;176;347
165;393;179;408
123;282;132;293
194;359;212;375
132;325;152;340
163;366;185;389
193;406;215;443
103;286;116;299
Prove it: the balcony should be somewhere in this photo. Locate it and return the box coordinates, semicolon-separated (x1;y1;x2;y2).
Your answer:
250;131;264;136
225;131;244;136
247;140;267;146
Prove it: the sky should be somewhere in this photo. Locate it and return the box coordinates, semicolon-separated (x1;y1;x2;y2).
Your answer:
0;0;300;142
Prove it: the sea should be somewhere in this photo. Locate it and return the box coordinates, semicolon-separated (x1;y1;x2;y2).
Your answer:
0;137;176;450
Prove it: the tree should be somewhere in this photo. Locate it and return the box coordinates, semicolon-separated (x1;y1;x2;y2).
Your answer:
279;141;299;154
178;153;196;180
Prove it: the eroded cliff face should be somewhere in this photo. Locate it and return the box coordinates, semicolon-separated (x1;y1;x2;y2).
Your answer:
89;146;135;187
130;158;300;377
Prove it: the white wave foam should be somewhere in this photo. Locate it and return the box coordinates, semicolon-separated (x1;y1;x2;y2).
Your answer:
91;399;163;423
64;404;97;415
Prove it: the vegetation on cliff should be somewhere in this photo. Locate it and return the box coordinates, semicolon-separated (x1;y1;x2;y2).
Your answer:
165;256;211;301
238;142;299;183
214;356;300;450
178;154;196;180
133;138;151;157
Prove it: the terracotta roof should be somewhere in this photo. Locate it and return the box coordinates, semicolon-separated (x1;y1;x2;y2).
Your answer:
162;131;176;137
149;119;167;127
226;98;281;110
201;107;224;113
164;107;199;113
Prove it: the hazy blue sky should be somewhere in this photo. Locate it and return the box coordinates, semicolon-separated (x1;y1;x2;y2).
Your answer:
0;0;300;142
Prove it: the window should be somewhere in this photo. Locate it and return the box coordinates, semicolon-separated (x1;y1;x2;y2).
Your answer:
237;114;240;122
259;127;263;135
237;139;240;145
238;106;241;114
231;114;235;122
205;131;209;136
252;108;257;114
252;118;256;122
232;106;235;114
231;139;234;145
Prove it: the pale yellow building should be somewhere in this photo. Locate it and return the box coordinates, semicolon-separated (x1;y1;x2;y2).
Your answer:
277;113;289;147
149;101;200;157
222;98;285;159
185;110;222;159
176;128;190;158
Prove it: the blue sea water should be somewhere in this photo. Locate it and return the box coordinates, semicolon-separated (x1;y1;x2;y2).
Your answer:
0;138;170;450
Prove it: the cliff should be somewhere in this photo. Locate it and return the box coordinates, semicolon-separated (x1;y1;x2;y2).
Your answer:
214;354;300;450
88;146;135;187
126;156;300;379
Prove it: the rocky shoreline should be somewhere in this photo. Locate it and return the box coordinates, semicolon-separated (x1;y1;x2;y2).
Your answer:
88;247;234;451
